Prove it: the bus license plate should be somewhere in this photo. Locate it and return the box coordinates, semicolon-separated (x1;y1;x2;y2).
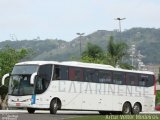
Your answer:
16;103;20;106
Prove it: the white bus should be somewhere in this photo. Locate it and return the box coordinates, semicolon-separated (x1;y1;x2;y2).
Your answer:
2;61;156;114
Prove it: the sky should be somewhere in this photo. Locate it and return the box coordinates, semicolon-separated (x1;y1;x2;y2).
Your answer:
0;0;160;41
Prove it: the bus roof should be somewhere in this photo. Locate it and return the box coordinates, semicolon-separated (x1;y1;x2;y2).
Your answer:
16;61;154;75
61;61;154;75
15;61;59;66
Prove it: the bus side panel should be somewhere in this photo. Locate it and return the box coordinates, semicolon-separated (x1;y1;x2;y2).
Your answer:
81;83;113;111
111;85;155;112
50;81;83;110
143;87;155;112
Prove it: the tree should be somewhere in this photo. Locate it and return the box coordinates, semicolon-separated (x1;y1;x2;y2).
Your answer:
81;42;104;64
81;36;133;69
158;67;160;84
105;36;128;67
0;46;29;99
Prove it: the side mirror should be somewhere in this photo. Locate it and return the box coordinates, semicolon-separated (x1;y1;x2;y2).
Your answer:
2;73;10;85
30;72;37;84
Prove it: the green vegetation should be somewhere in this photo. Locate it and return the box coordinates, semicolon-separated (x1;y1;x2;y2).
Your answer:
105;36;128;67
67;115;160;120
81;36;132;69
0;46;29;100
67;115;106;120
1;28;160;64
81;42;104;64
156;90;160;104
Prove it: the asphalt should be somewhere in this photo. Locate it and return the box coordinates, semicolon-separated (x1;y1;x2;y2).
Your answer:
0;110;98;120
0;110;160;120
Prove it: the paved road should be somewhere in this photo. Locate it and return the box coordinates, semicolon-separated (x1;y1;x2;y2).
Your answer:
0;110;160;120
0;110;98;120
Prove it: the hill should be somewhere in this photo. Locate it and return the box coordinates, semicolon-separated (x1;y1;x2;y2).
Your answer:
0;28;160;64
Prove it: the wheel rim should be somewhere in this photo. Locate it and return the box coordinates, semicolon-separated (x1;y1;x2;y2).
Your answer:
54;103;58;109
123;103;131;114
124;105;129;113
133;104;140;113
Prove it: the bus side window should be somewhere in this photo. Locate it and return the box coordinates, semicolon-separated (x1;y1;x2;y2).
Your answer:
53;66;60;80
36;64;52;94
75;69;80;81
139;74;147;87
126;73;138;86
84;69;96;82
69;67;75;80
146;75;154;87
75;68;83;81
99;71;105;83
93;70;99;83
99;71;112;83
60;66;68;80
69;67;83;81
113;72;125;85
84;69;90;82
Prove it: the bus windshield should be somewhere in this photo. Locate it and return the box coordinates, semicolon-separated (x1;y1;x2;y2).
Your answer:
9;75;34;95
8;65;39;96
12;65;38;75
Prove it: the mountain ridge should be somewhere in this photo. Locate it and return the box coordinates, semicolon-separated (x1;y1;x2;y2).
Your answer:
0;27;160;64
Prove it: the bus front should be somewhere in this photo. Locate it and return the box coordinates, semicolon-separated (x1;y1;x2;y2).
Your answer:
2;62;53;113
7;64;38;109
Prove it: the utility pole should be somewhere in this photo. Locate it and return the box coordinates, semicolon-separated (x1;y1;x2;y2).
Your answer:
76;33;85;57
115;18;126;40
115;18;126;32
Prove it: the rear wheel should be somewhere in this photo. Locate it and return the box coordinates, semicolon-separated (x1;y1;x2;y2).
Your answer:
50;99;60;114
132;103;141;114
122;102;132;115
27;108;35;114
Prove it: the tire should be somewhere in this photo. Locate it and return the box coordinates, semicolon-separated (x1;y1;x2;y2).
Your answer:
122;102;132;115
99;111;108;115
132;103;141;114
27;108;35;114
50;99;59;114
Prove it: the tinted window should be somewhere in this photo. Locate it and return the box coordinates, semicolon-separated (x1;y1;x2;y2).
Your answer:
93;70;99;82
53;65;60;80
69;67;83;81
9;75;34;96
60;66;68;80
38;64;52;81
84;69;89;82
139;74;154;87
146;75;154;87
113;72;125;85
69;67;75;80
53;65;68;80
84;69;98;82
126;73;138;86
12;65;38;75
99;71;112;83
75;68;82;81
35;64;52;94
139;75;146;86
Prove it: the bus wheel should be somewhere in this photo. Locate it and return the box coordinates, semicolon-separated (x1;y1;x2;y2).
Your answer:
122;102;131;115
99;111;108;115
27;108;35;114
132;103;141;114
50;99;60;114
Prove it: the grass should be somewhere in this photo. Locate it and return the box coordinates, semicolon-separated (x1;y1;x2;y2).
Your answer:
67;115;160;120
67;115;106;120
